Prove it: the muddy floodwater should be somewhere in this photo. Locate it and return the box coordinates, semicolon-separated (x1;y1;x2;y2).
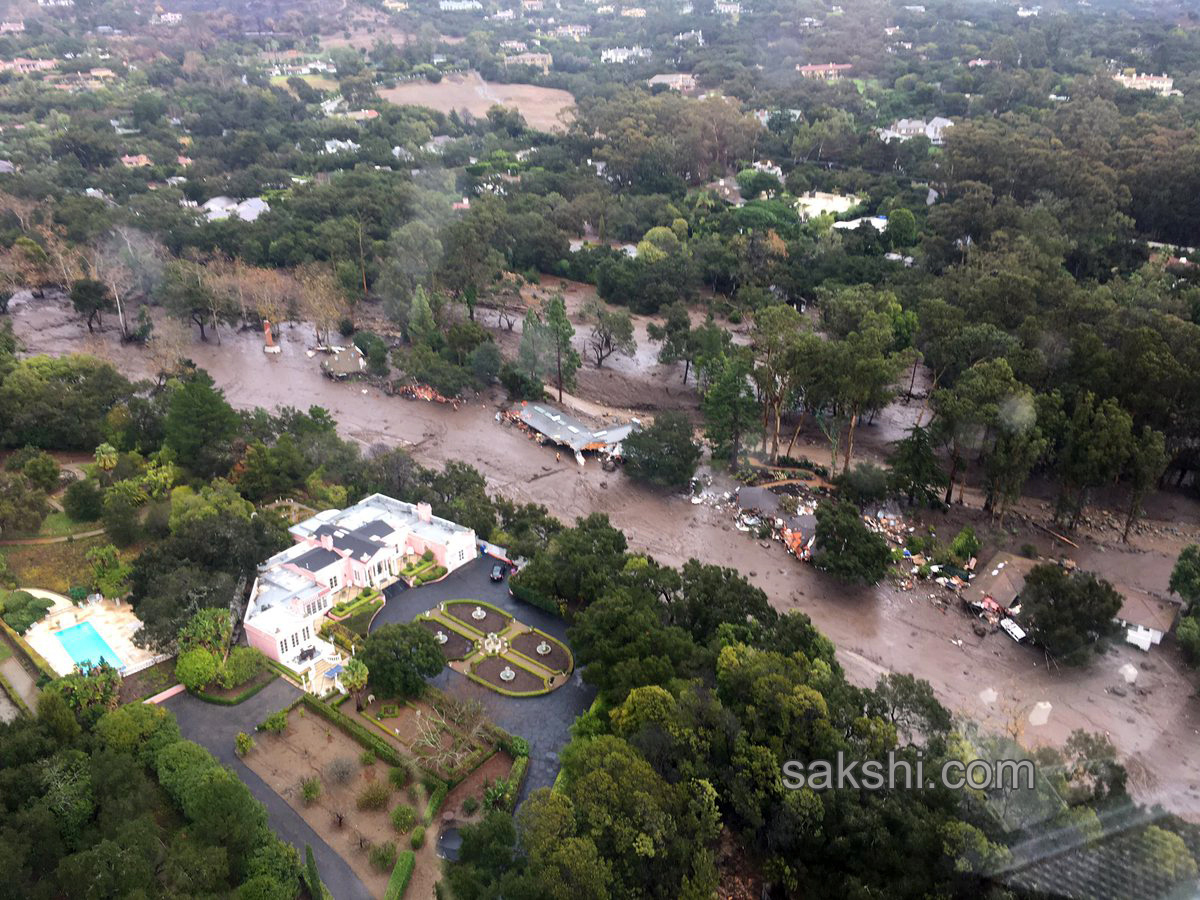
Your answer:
9;291;1200;819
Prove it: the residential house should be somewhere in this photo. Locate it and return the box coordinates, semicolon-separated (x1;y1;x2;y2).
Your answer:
492;8;515;18
439;0;483;10
1112;72;1181;97
200;196;270;222
647;72;697;92
752;159;783;178
602;46;651;64
521;0;544;9
383;0;409;9
517;402;638;462
500;40;528;51
1017;5;1040;16
1114;586;1181;651
833;215;888;232
621;6;647;16
674;29;704;45
968;58;996;68
243;494;478;673
797;62;853;80
320;345;366;378
0;160;16;174
0;58;58;74
505;52;553;74
120;153;152;168
714;0;742;15
706;177;745;207
0;21;25;33
878;116;954;145
794;190;861;219
152;11;183;25
322;138;361;154
553;24;590;38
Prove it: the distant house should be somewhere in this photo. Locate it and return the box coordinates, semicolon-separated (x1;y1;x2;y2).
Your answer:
500;40;528;51
1017;5;1039;16
832;215;888;232
439;0;482;10
422;135;455;154
517;402;638;460
553;24;590;38
713;0;741;15
878;116;954;145
322;138;361;155
0;160;15;174
1113;586;1181;651
0;58;58;74
0;21;25;33
120;153;152;168
647;72;697;92
967;58;995;68
1112;72;1180;97
243;494;478;672
794;190;861;219
621;6;647;16
492;7;515;18
706;177;745;207
797;62;853;80
505;52;553;74
200;196;270;222
601;46;651;64
152;11;183;25
320;345;367;379
392;145;415;162
674;29;704;45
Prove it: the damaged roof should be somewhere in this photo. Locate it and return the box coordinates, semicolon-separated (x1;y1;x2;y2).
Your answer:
518;403;636;452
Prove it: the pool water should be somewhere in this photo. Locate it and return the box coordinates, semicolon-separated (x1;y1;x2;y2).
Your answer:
56;621;124;671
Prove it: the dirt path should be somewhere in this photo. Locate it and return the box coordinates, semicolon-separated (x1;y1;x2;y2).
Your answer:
9;293;1200;817
0;527;105;546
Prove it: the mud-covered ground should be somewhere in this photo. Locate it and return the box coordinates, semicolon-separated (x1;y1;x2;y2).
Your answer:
9;288;1200;817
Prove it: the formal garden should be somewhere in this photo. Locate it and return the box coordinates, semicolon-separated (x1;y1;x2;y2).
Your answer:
242;691;528;899
416;599;573;697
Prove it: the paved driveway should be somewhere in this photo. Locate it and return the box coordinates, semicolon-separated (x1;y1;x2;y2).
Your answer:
164;680;371;900
373;557;595;804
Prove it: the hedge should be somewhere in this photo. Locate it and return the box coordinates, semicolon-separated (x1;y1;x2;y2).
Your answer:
503;755;529;812
0;618;56;681
193;672;278;706
384;850;415;900
0;669;31;717
300;694;406;767
508;577;559;616
423;780;449;825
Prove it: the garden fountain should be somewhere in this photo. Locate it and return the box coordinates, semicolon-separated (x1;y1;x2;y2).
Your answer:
499;666;516;682
435;630;448;645
536;640;552;656
482;632;504;655
471;605;487;620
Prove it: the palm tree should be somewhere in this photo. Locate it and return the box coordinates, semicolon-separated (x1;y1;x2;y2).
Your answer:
342;658;369;712
94;442;118;483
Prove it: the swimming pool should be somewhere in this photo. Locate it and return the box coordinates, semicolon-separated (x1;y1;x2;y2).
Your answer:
56;621;124;671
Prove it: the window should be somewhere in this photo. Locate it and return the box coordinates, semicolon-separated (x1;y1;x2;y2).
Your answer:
291;633;300;649
329;575;338;589
279;641;287;656
459;549;466;561
302;626;310;641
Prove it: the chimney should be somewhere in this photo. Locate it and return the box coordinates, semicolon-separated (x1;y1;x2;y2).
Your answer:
416;502;432;524
320;533;333;550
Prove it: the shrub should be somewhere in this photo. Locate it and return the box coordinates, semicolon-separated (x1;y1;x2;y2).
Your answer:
949;527;981;564
483;778;509;811
0;590;53;634
327;756;355;784
360;749;376;767
1019;543;1039;559
357;780;391;811
63;478;103;521
388;763;410;789
380;703;400;718
384;851;415;900
176;647;219;692
235;731;255;757
421;548;434;562
218;646;266;690
502;735;530;758
390;804;416;833
410;826;425;849
301;777;322;806
67;586;88;604
259;709;288;735
370;841;398;872
462;795;479;815
424;781;449;824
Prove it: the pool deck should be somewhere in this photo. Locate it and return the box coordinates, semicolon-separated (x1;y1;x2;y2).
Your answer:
23;590;160;676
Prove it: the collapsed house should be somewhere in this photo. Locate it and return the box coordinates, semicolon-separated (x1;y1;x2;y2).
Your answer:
319;345;366;379
959;551;1038;641
735;486;818;560
511;402;638;465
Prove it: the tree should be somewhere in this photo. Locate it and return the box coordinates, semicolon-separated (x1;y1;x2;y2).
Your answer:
884;208;918;247
64;479;103;521
406;286;437;347
1169;546;1200;605
813;500;890;585
750;304;807;462
543;294;580;402
178;608;233;656
342;658;369;711
887;426;945;506
702;351;759;468
647;302;695;382
14;450;60;492
86;544;131;598
163;373;239;476
836;463;892;509
510;513;627;613
360;624;443;699
1122;427;1167;542
1016;565;1123;665
622;413;701;490
161;260;231;342
0;471;50;535
583;298;635;368
51;661;122;728
1053;393;1133;529
70;278;115;334
517;307;553;386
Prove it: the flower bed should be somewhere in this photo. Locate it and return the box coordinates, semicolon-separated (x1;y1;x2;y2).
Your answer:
444;600;512;636
469;655;546;695
509;629;572;675
416;617;474;660
330;588;383;619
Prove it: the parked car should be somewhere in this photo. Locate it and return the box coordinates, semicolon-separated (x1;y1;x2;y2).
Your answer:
490;562;506;582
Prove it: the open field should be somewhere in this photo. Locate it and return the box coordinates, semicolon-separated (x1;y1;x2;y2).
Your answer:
378;71;575;132
270;73;339;93
0;534;136;594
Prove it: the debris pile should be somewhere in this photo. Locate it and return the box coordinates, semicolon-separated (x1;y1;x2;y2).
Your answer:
392;382;459;408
